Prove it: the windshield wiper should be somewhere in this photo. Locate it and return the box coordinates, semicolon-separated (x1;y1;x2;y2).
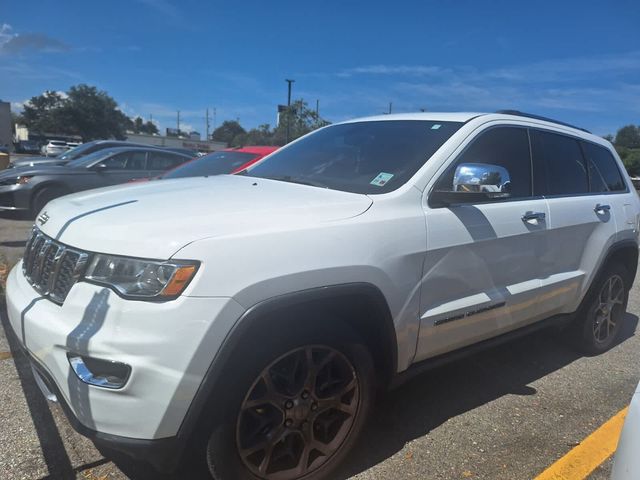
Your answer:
263;175;329;189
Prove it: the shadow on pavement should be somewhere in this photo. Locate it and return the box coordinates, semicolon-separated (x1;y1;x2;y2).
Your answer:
0;302;75;479
2;301;637;479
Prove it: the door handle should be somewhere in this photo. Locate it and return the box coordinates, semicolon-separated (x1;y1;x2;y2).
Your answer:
594;204;611;214
522;211;546;222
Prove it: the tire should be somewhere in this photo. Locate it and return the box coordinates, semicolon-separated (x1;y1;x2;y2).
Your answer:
30;186;68;218
205;320;375;480
570;262;630;355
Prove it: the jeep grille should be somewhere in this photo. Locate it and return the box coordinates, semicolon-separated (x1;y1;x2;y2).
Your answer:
22;228;89;304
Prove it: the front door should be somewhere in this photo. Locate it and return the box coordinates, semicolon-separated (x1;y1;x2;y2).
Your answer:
415;125;550;362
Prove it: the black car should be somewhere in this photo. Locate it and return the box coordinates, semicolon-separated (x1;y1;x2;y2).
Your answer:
0;147;191;217
8;140;165;169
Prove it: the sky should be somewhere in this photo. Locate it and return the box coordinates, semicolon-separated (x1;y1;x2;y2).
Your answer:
1;0;639;137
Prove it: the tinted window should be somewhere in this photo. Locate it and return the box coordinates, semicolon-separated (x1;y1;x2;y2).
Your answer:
248;120;463;194
436;126;532;199
101;154;127;170
148;152;187;171
103;151;147;170
163;151;257;179
582;142;626;192
531;130;588;195
125;151;147;170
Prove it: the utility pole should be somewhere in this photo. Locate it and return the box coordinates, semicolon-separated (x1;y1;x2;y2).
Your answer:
285;79;295;143
213;107;217;132
316;99;319;117
205;108;210;140
388;102;392;114
177;110;180;132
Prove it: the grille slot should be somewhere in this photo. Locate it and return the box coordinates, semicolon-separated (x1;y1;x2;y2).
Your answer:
22;229;89;304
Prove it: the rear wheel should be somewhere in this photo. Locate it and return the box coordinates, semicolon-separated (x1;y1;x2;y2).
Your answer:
205;323;374;480
571;263;629;355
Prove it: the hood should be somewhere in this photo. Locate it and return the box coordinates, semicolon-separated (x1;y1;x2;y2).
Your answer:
10;156;67;168
38;174;373;259
0;164;74;178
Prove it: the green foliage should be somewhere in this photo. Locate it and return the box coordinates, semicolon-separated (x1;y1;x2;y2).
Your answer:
622;149;640;177
221;99;330;147
21;90;67;134
272;99;330;146
20;85;134;140
211;120;246;145
610;125;640;177
615;125;640;149
131;116;159;135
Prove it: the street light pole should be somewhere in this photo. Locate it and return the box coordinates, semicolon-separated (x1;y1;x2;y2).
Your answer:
285;79;295;143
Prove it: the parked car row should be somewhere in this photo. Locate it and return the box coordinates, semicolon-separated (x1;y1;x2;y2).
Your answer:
0;144;277;217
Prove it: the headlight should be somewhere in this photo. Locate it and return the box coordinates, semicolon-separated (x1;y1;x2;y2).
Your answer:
0;175;32;186
84;254;198;300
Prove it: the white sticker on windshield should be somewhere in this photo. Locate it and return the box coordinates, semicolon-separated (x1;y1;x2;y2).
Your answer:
431;124;442;130
370;172;394;187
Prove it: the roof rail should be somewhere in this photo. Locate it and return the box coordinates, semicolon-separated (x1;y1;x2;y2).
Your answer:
495;110;591;134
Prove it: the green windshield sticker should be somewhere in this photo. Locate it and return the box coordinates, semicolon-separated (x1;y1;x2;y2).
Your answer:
370;172;394;187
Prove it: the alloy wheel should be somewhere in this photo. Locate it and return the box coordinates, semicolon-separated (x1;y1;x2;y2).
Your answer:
236;345;359;480
593;274;625;344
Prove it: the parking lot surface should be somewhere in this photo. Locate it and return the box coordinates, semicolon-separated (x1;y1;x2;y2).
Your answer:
0;214;638;480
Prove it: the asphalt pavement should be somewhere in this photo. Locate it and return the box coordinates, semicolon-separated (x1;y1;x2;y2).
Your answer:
0;214;638;480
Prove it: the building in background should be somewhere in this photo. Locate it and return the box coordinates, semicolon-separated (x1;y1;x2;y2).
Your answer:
0;101;12;150
126;132;226;153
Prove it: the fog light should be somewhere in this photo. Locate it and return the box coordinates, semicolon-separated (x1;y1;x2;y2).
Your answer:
67;353;131;389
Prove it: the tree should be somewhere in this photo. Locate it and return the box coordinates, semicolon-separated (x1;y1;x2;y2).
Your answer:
20;84;133;140
211;120;246;145
141;120;158;135
272;99;330;145
21;90;67;134
622;149;640;177
615;125;640;149
233;124;274;147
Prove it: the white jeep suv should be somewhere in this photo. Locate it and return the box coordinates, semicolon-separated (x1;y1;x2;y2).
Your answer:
6;111;640;480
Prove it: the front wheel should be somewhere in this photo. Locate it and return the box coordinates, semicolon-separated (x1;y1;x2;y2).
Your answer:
206;327;374;480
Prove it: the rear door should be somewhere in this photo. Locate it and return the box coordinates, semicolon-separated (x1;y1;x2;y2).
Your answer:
531;129;620;317
416;125;551;361
83;151;149;189
146;151;187;178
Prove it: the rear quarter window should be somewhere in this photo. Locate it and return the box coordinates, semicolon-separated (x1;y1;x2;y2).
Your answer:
582;141;627;192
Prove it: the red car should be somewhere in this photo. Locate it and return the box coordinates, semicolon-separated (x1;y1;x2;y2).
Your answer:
157;146;278;180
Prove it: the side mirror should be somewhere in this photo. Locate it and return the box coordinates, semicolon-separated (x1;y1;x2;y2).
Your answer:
92;163;108;172
431;163;511;207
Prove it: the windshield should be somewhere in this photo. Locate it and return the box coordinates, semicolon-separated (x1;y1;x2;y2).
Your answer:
247;120;463;194
162;151;258;179
58;141;98;161
66;149;115;168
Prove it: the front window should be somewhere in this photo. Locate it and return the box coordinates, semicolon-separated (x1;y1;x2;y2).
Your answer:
247;120;463;194
162;151;258;179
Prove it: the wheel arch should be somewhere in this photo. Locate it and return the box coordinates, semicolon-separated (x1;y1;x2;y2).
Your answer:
177;283;398;445
29;180;71;211
599;239;639;289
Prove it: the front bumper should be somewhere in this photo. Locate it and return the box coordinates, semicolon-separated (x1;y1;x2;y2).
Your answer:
5;261;245;444
0;185;29;211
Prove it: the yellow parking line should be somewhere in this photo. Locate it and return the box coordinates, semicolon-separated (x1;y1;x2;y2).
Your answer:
0;351;12;360
534;407;628;480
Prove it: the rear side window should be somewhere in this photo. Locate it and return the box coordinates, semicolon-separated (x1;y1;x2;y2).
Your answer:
582;142;626;192
531;130;588;196
148;152;185;170
435;126;532;199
